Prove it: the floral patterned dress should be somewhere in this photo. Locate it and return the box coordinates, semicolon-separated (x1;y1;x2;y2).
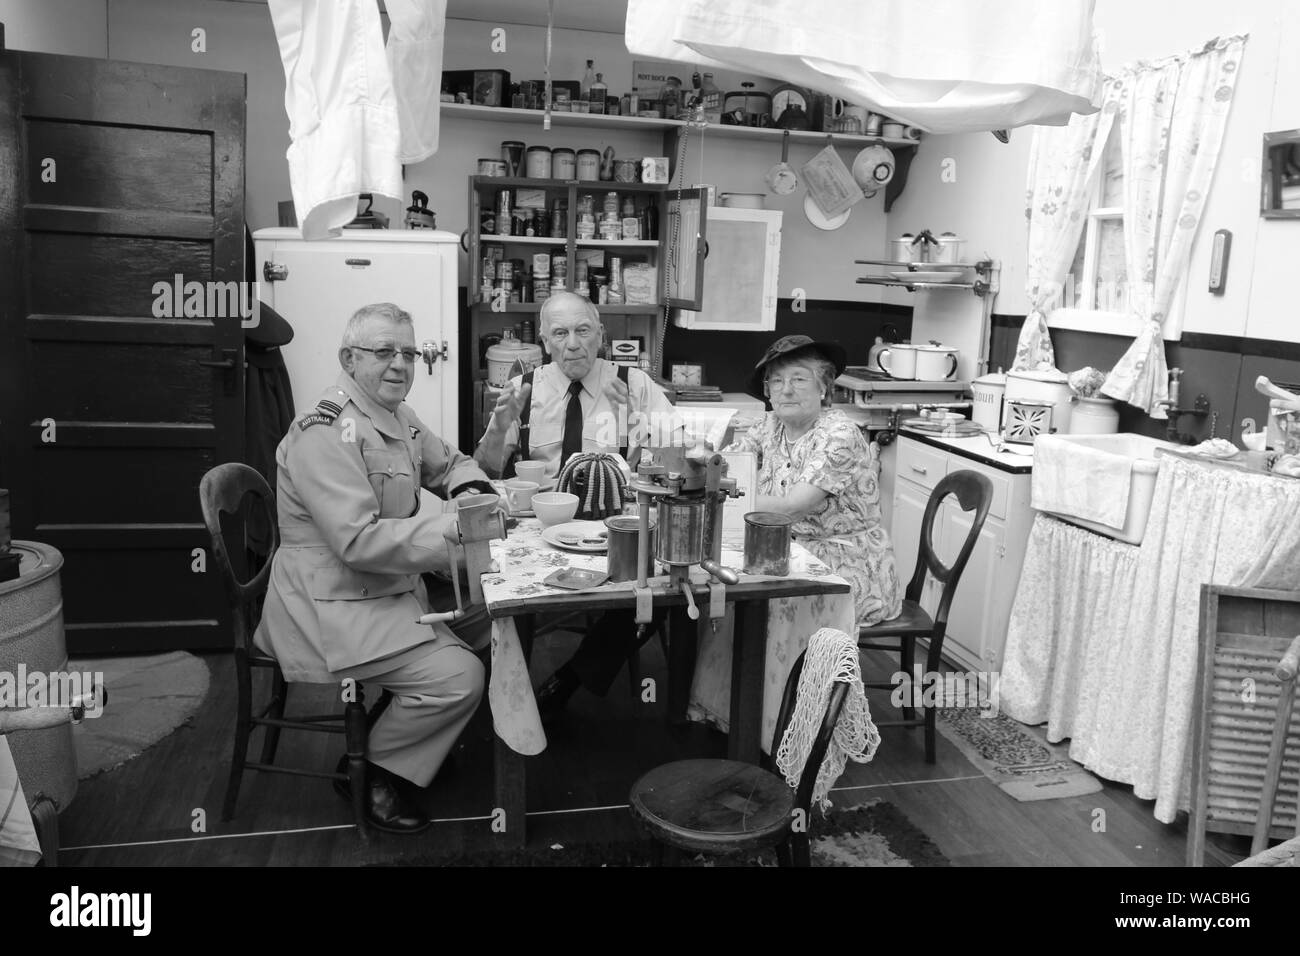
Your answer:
726;408;902;625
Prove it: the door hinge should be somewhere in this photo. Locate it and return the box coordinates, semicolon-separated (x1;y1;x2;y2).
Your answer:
263;261;288;282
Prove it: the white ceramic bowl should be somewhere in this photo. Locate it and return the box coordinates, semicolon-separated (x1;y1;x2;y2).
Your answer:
532;491;579;526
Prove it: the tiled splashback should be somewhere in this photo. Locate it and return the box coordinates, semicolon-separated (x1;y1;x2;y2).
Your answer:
989;316;1300;444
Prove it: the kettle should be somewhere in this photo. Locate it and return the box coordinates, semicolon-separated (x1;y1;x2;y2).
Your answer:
404;190;436;229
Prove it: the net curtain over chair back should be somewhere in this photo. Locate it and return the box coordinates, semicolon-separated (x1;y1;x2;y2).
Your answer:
625;0;1103;135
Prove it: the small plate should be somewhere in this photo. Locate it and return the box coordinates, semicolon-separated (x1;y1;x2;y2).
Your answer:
889;271;963;283
543;567;610;590
541;520;609;553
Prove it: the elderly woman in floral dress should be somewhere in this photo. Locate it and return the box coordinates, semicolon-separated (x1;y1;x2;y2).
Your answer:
725;335;902;625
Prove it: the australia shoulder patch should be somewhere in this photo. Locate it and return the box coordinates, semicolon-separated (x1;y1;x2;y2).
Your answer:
298;412;335;431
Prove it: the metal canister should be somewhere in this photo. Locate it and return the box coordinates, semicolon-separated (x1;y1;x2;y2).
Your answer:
742;512;793;575
497;259;514;282
614;159;639;183
534;209;550;238
551;253;567;279
495;189;512;235
576;149;601;181
525;145;552;179
532;252;551;277
605;515;656;582
655;498;706;566
478;158;507;176
552;148;576;179
511;207;529;236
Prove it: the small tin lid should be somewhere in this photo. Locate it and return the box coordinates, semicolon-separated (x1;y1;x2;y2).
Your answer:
576;148;601;156
973;372;1007;386
552;147;575;155
526;145;551;153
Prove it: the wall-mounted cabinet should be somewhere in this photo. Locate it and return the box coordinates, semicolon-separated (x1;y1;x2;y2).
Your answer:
672;207;782;332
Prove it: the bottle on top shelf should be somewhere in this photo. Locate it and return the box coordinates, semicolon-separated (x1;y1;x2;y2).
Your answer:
589;73;607;115
581;59;594;99
701;73;723;124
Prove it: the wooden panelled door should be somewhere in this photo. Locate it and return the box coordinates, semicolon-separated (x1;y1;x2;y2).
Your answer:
0;48;245;653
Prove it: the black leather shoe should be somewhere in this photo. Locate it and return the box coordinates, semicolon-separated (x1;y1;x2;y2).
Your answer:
332;758;431;834
535;670;579;722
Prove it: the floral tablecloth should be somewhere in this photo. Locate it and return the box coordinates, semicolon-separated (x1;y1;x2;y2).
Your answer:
482;518;855;755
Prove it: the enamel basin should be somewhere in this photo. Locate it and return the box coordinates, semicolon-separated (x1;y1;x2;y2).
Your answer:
1032;432;1178;545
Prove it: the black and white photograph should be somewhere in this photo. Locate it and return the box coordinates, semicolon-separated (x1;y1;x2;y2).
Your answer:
0;0;1295;927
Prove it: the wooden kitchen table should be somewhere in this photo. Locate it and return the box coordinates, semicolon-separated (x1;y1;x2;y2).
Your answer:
480;518;852;848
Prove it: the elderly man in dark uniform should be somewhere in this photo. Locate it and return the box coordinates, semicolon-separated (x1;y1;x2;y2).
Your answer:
255;302;493;834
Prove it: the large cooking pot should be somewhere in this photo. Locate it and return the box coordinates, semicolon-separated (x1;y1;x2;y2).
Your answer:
1005;368;1073;433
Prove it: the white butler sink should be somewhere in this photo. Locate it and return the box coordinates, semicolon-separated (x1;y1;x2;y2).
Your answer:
1031;432;1178;545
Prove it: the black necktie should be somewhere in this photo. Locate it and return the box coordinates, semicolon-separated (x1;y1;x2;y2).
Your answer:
561;379;584;466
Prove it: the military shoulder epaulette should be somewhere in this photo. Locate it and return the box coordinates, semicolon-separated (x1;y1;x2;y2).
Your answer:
298;396;344;431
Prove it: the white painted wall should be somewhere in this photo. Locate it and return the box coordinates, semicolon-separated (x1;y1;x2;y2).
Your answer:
0;0;107;57
887;0;1297;342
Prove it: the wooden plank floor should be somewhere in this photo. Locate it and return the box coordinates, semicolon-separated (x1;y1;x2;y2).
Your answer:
54;638;1240;866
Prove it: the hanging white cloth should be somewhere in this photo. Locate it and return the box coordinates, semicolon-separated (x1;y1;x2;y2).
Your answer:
1014;92;1117;371
268;0;404;239
1101;36;1246;413
774;628;880;812
626;0;1102;134
386;0;446;165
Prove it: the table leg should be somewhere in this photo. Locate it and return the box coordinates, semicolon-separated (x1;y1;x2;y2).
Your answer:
666;607;698;724
492;613;533;851
729;599;769;763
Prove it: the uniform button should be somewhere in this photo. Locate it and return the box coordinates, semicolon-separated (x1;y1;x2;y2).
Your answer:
361;586;369;596
388;465;394;475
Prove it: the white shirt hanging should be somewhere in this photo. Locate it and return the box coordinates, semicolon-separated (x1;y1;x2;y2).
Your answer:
386;0;446;165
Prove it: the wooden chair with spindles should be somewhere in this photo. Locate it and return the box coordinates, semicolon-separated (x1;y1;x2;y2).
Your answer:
858;470;993;763
199;462;388;839
628;641;851;867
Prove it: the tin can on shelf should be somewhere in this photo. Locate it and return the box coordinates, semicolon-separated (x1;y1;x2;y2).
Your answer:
576;149;601;181
483;257;497;280
497;260;514;281
532;252;551;276
551;253;567;278
621;217;640;240
576;215;596;240
614;159;639;183
553;148;576;179
525;145;552;179
478;158;508;176
495;189;512;235
511;207;529;236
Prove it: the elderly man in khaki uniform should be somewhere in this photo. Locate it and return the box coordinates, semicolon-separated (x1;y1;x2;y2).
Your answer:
256;302;492;834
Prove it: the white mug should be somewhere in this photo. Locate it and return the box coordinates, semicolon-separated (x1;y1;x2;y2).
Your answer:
504;479;539;513
513;460;547;485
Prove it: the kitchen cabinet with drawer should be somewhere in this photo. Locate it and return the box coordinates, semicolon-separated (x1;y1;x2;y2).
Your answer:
887;434;1035;675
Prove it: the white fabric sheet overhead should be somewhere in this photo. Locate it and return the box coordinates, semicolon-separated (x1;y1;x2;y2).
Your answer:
269;0;446;239
625;0;1103;134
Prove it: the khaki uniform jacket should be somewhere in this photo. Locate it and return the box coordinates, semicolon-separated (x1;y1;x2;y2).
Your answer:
254;372;492;679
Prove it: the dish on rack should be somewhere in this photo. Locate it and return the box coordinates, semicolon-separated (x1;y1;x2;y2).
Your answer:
888;271;964;284
541;520;609;553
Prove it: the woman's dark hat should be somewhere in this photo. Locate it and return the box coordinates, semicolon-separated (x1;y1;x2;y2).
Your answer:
747;334;847;397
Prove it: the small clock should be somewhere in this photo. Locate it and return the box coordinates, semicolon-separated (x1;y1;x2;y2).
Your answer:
670;362;705;387
771;84;810;129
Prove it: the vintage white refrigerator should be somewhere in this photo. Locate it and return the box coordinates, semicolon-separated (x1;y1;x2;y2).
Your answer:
252;227;460;443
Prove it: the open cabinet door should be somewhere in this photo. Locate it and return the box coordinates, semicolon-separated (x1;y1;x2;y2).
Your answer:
665;187;708;310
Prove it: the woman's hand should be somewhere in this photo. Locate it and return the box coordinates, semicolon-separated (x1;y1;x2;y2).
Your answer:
754;482;829;520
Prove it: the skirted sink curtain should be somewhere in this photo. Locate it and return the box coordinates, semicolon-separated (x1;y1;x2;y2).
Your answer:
1016;36;1247;415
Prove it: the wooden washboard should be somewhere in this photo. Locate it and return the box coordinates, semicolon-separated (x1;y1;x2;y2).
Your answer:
1188;585;1300;866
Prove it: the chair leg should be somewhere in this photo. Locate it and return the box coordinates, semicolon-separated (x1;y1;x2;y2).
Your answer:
924;699;938;764
789;830;811;867
259;669;288;765
899;639;916;723
343;698;370;841
223;652;254;822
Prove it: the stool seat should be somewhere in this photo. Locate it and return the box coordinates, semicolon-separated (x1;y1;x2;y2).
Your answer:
629;758;794;854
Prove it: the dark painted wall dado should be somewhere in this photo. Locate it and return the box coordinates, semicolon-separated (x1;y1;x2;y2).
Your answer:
663;299;913;396
990;315;1300;443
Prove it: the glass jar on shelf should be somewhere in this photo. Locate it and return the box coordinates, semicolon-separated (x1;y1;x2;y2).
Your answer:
659;76;682;120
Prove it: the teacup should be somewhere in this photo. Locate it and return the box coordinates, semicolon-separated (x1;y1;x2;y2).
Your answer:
514;460;548;485
532;491;579;526
503;479;539;513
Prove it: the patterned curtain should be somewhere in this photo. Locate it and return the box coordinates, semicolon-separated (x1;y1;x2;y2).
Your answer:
1015;95;1117;371
1101;36;1246;415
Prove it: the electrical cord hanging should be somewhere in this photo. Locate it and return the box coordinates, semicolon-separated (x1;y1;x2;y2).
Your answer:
656;120;693;378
